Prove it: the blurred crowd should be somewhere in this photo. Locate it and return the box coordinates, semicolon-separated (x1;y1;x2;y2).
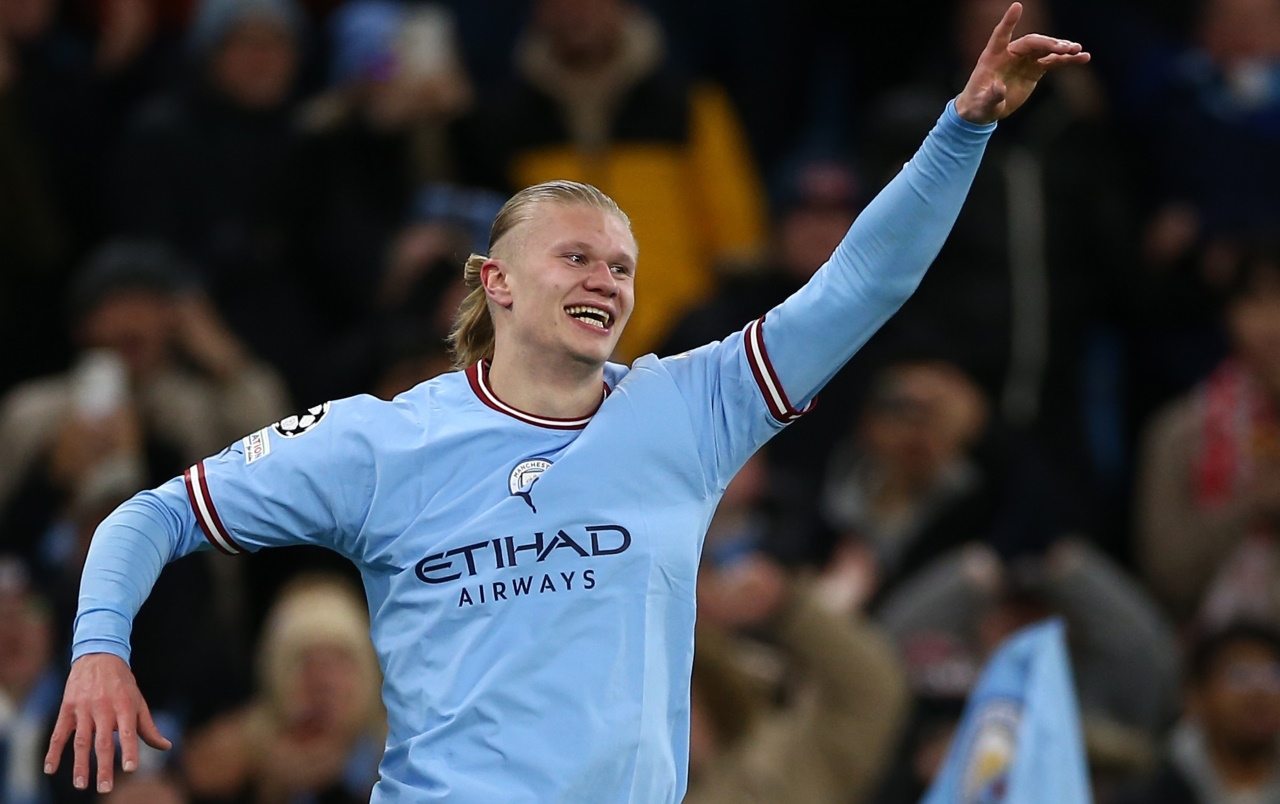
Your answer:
2;0;1280;800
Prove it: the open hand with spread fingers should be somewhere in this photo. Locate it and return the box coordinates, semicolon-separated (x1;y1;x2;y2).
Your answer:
955;1;1090;125
44;654;172;794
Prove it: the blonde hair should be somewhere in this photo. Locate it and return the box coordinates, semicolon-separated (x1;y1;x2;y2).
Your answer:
447;180;632;368
256;574;383;733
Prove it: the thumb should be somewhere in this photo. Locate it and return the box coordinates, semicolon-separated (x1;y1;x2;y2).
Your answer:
137;699;172;751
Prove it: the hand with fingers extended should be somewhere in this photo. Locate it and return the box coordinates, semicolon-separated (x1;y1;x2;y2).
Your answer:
955;1;1090;125
44;653;172;795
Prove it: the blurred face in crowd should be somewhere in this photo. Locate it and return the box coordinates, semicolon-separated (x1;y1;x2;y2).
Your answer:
0;587;52;700
488;202;636;370
0;0;54;41
287;643;368;735
210;17;297;110
77;290;177;381
534;0;626;70
1227;262;1280;395
1201;0;1280;66
776;162;861;283
860;363;987;490
779;207;858;284
1191;640;1280;759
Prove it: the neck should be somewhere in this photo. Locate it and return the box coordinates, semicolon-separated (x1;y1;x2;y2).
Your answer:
486;350;604;420
1209;737;1280;790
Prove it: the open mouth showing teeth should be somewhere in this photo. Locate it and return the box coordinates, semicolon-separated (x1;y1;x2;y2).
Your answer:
565;305;612;329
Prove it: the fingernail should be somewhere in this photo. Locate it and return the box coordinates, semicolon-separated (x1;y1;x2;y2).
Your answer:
99;780;111;793
44;763;52;774
74;776;85;789
123;760;136;772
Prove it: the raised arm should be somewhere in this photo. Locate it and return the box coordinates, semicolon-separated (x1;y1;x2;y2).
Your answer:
659;5;1089;493
763;3;1088;407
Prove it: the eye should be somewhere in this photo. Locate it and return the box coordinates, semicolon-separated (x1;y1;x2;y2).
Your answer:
610;264;633;277
566;253;586;264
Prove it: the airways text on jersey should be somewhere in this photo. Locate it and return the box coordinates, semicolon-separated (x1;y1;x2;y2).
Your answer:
413;524;632;609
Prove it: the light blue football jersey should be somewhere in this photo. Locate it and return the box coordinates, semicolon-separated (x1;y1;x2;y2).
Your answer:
73;102;996;802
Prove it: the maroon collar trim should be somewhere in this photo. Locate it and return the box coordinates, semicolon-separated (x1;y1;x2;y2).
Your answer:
465;361;609;430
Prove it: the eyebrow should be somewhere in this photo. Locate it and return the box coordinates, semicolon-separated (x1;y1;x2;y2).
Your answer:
553;240;637;266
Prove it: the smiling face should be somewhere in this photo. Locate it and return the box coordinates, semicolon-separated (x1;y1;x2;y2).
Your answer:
485;202;637;370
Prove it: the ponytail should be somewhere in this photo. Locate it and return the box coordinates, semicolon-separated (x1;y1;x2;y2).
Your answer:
447;254;495;368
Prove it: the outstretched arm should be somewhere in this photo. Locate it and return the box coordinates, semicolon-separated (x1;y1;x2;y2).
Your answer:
762;3;1088;411
662;4;1089;490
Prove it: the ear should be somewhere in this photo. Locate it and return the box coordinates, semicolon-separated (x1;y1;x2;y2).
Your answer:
480;258;513;308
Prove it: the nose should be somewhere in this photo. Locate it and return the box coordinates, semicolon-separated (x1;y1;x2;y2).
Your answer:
582;259;618;296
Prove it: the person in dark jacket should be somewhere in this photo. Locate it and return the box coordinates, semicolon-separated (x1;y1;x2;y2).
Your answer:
282;0;475;401
1116;622;1280;804
105;0;320;400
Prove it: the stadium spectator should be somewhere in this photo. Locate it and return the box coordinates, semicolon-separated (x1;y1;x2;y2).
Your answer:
104;0;318;400
863;0;1133;510
182;575;385;804
0;557;73;803
1114;622;1280;804
817;358;1068;602
873;541;1176;802
461;0;769;359
1136;242;1280;626
0;240;289;528
686;556;908;803
0;241;287;709
0;0;89;390
0;0;160;243
282;0;475;400
0;555;191;803
1135;0;1280;261
878;541;1178;735
1116;0;1280;433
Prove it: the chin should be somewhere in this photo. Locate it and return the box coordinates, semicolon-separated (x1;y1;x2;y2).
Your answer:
563;336;619;367
567;348;612;368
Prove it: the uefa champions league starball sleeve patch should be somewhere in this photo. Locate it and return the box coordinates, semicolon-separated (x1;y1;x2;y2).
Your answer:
273;402;331;438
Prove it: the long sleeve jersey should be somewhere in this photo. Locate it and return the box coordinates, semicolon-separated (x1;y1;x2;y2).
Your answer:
73;101;994;803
